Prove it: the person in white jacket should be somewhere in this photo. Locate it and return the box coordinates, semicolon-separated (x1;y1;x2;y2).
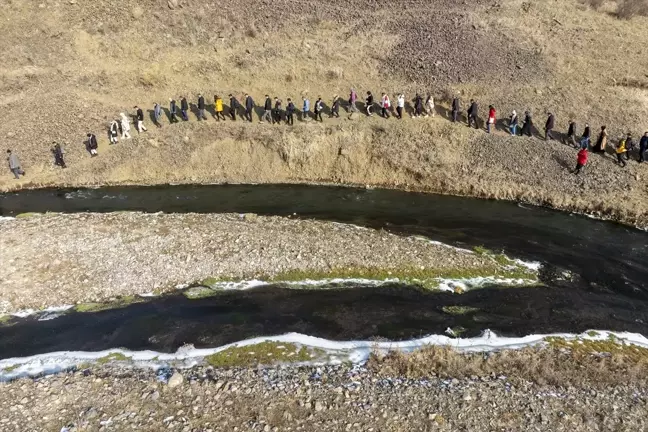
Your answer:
380;93;391;118
425;94;435;117
396;94;405;119
120;113;131;139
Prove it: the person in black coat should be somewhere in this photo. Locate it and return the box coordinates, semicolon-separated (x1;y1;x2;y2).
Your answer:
467;99;478;129
273;98;283;124
180;96;189;121
564;120;576;147
521;110;533;137
51;142;66;168
228;94;239;121
286;98;295;125
414;93;423;117
365;91;374;116
86;133;98;157
197;94;207;120
134;106;147;132
544;112;555;141
169;98;179;123
262;95;273;123
244;94;254;122
452;97;460;122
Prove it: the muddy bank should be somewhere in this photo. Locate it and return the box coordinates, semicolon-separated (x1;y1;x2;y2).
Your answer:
0;212;508;314
1;363;645;431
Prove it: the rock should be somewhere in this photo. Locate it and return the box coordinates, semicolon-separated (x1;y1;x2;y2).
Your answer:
339;147;350;157
167;0;178;9
132;6;144;19
183;136;190;143
243;213;258;222
151;391;160;401
313;401;324;412
168;372;184;388
148;139;159;148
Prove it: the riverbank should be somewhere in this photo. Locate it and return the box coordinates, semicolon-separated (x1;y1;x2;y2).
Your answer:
0;212;534;314
2;350;646;431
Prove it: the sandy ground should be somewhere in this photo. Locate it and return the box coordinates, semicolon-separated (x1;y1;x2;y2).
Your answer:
0;212;509;313
0;363;645;431
1;0;648;226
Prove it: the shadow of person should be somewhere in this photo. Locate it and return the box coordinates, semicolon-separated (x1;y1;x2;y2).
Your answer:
189;103;201;120
162;107;172;123
495;118;509;133
254;105;265;122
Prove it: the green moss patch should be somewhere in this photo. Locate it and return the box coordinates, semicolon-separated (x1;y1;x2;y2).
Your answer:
183;286;222;299
15;212;42;219
74;295;140;313
442;306;480;315
544;336;648;361
2;364;19;373
204;342;324;367
96;352;132;365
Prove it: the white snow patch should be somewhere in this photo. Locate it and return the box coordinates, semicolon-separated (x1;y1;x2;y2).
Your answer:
2;330;646;382
0;216;15;222
6;305;74;320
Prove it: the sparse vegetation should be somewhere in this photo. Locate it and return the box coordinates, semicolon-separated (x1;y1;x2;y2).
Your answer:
369;337;648;387
74;295;140;313
442;306;480;315
204;342;322;367
2;364;19;373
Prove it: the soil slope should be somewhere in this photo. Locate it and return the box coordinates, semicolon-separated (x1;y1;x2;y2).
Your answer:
1;1;648;224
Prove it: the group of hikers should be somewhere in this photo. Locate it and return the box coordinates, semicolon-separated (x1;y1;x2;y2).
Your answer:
6;89;648;179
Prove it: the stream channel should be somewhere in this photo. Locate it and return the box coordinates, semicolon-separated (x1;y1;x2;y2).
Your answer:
1;184;648;359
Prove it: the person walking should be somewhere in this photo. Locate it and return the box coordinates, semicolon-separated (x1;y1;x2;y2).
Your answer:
564;120;577;147
180;96;189;121
639;132;648;163
86;133;98;157
134;106;147;133
593;126;607;153
273;97;283;124
6;150;25;179
286;98;295;125
109;119;119;144
509;110;518;136
314;97;324;122
615;137;627;167
153;103;163;127
348;88;358;113
425;94;435;117
452;96;460;123
624;133;634;160
214;95;226;120
244;93;255;122
365;91;374;116
261;95;273;123
51;142;66;168
228;94;239;121
521;110;533;137
544;112;555;141
302;96;310;121
396;93;405;119
197;94;207;120
486;105;496;133
380;93;390;118
467;99;479;129
120;113;131;139
574;147;588;174
330;95;340;118
169;98;179;123
413;93;423;117
581;123;591;149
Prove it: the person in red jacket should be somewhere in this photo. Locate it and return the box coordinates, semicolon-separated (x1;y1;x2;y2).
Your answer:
574;148;588;174
486;105;496;133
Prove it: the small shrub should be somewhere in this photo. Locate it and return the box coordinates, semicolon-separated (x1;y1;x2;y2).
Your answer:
582;0;606;9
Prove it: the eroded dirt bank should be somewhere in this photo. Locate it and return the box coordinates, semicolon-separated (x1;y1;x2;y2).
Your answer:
0;212;515;314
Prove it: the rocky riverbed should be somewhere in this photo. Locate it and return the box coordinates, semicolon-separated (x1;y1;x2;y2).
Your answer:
0;212;520;314
1;362;645;431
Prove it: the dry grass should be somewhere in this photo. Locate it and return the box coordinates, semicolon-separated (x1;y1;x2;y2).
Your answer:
367;338;648;387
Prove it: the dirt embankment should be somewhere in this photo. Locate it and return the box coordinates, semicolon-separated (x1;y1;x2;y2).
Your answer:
0;212;508;313
1;0;648;224
1;362;645;431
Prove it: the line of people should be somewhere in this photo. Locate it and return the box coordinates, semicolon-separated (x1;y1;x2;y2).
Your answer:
6;89;648;178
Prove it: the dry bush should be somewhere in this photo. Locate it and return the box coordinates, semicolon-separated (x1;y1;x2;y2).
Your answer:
616;0;648;18
581;0;606;9
367;344;648;388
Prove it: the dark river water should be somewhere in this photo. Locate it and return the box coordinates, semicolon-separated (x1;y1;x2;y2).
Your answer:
1;184;647;358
